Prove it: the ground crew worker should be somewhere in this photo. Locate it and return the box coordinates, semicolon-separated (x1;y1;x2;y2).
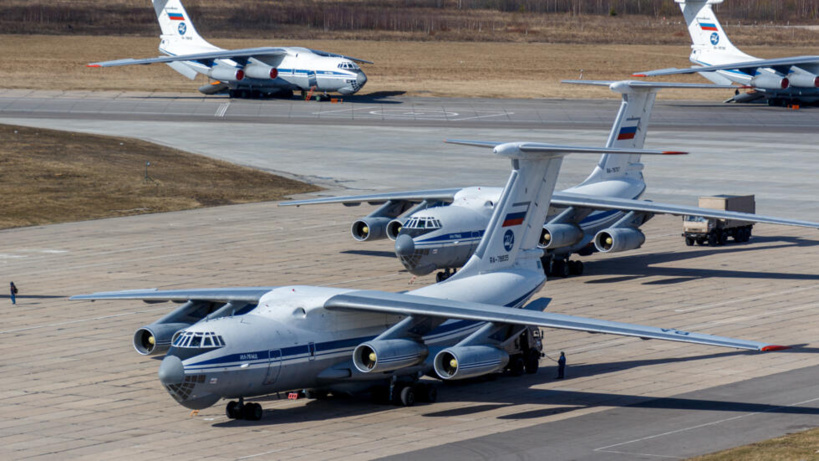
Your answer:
557;351;566;379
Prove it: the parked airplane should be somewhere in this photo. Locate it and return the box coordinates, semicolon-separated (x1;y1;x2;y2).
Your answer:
72;142;787;420
634;0;819;105
281;80;819;281
87;0;370;98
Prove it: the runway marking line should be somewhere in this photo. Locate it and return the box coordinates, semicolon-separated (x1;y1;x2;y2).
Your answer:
593;396;819;458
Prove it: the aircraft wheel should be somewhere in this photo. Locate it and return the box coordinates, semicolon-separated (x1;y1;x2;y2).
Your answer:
508;355;525;377
305;389;329;400
226;400;242;419
568;260;584;276
399;385;416;407
524;349;540;374
242;402;263;421
422;384;438;403
435;272;446;283
685;237;694;246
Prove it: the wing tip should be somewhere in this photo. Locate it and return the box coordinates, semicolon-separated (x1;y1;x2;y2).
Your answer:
86;64;101;68
632;73;647;77
761;345;790;352
662;151;688;155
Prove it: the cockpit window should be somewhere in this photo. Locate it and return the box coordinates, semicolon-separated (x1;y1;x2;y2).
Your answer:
404;217;441;230
337;61;359;70
174;331;226;349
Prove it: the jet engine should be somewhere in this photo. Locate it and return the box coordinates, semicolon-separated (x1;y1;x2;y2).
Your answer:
352;339;428;373
539;223;584;249
749;73;789;90
133;300;216;355
433;345;509;380
351;217;391;241
786;71;819;88
593;228;646;253
243;64;279;80
207;67;245;82
386;219;404;241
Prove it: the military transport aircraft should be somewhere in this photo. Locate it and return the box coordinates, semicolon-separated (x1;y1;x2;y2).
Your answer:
73;138;788;421
634;0;819;105
281;81;819;281
88;0;370;98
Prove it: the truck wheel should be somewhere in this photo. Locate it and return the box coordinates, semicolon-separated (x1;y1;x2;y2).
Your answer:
685;237;694;246
708;232;718;246
696;238;705;246
719;231;728;245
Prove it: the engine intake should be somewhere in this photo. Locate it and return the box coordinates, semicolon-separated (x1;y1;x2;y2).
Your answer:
353;339;428;373
539;223;584;249
386;219;404;241
351;217;391;241
434;345;509;380
594;228;646;253
132;300;217;355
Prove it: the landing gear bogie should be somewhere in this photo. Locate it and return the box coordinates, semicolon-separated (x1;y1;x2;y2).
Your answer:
225;399;263;421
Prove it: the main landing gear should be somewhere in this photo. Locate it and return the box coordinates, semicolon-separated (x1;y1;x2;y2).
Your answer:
225;398;263;421
544;257;584;278
372;379;438;407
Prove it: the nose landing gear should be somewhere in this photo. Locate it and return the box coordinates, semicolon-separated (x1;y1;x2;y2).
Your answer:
226;398;263;421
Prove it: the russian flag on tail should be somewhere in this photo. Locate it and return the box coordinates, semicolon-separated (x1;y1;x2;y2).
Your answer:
699;22;718;31
617;125;638;140
502;202;530;227
168;12;184;21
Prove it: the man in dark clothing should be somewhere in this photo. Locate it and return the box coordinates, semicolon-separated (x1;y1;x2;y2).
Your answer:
10;282;18;305
556;351;566;379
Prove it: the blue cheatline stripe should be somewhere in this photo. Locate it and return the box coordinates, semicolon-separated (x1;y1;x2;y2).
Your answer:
417;230;484;244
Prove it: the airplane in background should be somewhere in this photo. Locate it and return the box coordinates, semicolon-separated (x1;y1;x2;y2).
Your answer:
634;0;819;105
281;80;819;282
87;0;370;99
73;138;788;420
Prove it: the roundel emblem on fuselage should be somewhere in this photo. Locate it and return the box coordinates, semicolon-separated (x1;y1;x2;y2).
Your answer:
710;32;719;45
503;229;515;252
178;22;187;35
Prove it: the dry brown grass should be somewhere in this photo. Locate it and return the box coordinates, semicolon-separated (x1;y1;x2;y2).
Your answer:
689;427;819;461
0;124;318;230
3;34;814;100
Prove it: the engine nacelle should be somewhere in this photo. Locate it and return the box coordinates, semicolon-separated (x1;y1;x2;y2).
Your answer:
539;223;584;249
594;228;646;253
434;345;509;380
207;66;245;82
132;300;216;355
353;339;428;373
787;71;819;88
750;73;789;90
134;322;190;356
386;219;404;241
244;64;279;80
351;217;391;241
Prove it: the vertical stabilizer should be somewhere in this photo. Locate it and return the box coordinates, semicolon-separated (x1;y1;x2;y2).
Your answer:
579;81;656;186
676;0;754;65
453;145;565;277
153;0;217;54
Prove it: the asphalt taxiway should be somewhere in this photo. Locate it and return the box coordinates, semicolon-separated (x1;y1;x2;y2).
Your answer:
0;91;817;460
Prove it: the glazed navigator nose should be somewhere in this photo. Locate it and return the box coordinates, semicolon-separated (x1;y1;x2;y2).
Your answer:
357;71;367;89
394;234;415;258
158;355;185;386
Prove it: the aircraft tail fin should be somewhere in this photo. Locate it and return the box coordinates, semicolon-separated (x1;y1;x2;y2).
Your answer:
152;0;216;54
676;0;753;64
443;141;685;278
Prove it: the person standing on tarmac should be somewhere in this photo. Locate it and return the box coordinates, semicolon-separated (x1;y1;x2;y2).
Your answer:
557;351;566;379
10;282;18;305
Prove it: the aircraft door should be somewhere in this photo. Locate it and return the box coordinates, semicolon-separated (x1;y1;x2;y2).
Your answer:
263;349;282;385
307;70;318;89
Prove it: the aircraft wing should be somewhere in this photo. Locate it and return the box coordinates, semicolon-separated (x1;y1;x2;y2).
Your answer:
70;287;275;303
634;56;819;77
279;188;463;207
562;79;739;89
446;140;685;156
325;290;785;351
87;47;289;68
552;192;819;229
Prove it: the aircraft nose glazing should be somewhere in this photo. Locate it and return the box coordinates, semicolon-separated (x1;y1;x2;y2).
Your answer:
357;71;367;89
394;234;415;257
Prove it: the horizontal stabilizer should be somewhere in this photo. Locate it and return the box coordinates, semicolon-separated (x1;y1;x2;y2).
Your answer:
446;140;686;156
563;79;739;90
